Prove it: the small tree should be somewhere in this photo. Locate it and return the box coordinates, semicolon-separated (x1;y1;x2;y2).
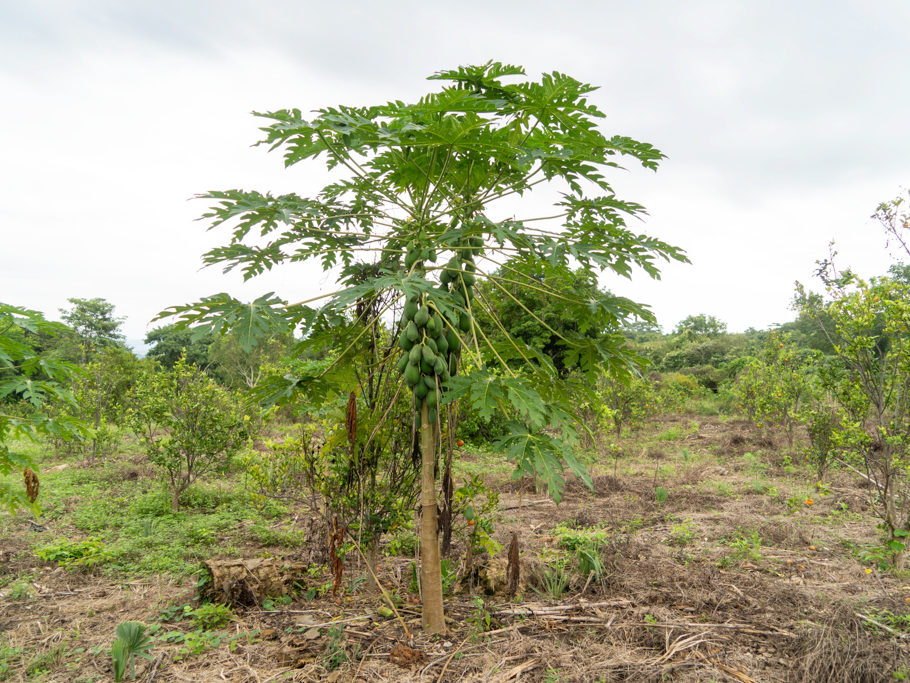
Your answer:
814;275;910;567
164;63;686;631
144;324;214;369
59;297;126;363
594;370;655;437
50;346;139;464
674;313;727;339
731;331;816;451
128;357;250;510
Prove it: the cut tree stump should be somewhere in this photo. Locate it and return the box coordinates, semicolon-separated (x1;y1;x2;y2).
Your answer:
199;558;310;607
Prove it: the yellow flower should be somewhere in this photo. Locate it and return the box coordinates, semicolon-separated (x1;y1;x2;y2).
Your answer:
805;498;814;506
865;568;874;574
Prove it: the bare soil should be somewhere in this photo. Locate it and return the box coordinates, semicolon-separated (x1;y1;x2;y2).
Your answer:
2;415;909;682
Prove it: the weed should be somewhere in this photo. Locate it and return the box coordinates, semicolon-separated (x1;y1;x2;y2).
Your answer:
468;597;495;638
111;622;153;681
741;452;767;474
25;643;66;678
6;580;31;600
190;603;233;630
711;481;736;497
35;537;112;571
552;523;608;580
261;594;293;610
0;637;23;680
441;557;458;595
324;626;346;671
384;529;418;557
667;518;697;546
250;523;305;548
747;478;774;495
657;426;684;442
533;553;570;600
725;530;764;562
158;603;193;623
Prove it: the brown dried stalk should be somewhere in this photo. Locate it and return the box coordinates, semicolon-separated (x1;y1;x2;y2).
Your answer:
23;468;39;503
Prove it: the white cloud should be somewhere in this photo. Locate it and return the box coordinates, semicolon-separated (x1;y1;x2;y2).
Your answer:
1;1;908;341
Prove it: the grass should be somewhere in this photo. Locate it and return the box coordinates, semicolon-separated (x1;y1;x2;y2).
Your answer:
0;438;292;578
452;449;514;481
1;413;905;681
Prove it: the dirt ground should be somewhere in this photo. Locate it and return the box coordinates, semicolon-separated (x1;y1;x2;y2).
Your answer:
2;415;909;682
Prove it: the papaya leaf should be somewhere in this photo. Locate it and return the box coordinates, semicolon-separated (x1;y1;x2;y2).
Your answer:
156;293;293;353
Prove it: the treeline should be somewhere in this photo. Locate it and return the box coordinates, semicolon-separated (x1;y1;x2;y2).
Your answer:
2;214;909;566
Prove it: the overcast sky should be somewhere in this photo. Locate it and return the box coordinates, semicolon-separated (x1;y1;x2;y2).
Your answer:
2;1;908;344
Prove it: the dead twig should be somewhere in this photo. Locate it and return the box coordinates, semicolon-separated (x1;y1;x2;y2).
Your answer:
434;635;471;682
344;528;412;639
501;499;553;510
856;612;910;639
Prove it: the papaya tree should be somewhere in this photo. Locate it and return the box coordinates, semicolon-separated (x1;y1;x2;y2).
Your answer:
162;62;687;632
1;303;86;513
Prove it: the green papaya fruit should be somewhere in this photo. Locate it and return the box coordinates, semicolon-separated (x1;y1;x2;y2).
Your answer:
433;357;447;376
409;345;423;364
421;345;436;364
397;355;408;373
404;363;420;387
426;389;438;408
421;359;434;374
436;334;449;355
426;314;439;337
398;334;413;351
449;355;458;376
423;375;436;390
458;312;471;333
414;307;429;328
403;299;418;320
446;330;460;353
461;271;476;286
406;320;419;342
415;381;429;398
428;409;437;425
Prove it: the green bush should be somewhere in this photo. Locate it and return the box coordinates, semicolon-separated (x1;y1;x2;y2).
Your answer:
128;356;252;510
35;537;112;571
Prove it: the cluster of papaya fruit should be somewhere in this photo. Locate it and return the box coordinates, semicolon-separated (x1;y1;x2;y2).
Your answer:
397;237;482;424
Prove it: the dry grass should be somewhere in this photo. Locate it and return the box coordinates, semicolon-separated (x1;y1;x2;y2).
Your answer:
1;415;909;681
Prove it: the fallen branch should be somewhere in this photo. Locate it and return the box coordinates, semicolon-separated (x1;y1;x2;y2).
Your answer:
501;499;553;510
495;599;631;617
646;621;796;638
856;612;910;639
692;650;756;683
834;458;885;493
344;528;412;639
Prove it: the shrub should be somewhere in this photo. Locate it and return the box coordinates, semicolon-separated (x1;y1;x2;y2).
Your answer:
128;356;252;510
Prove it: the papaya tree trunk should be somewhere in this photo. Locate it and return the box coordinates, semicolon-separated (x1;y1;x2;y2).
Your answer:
419;403;445;633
